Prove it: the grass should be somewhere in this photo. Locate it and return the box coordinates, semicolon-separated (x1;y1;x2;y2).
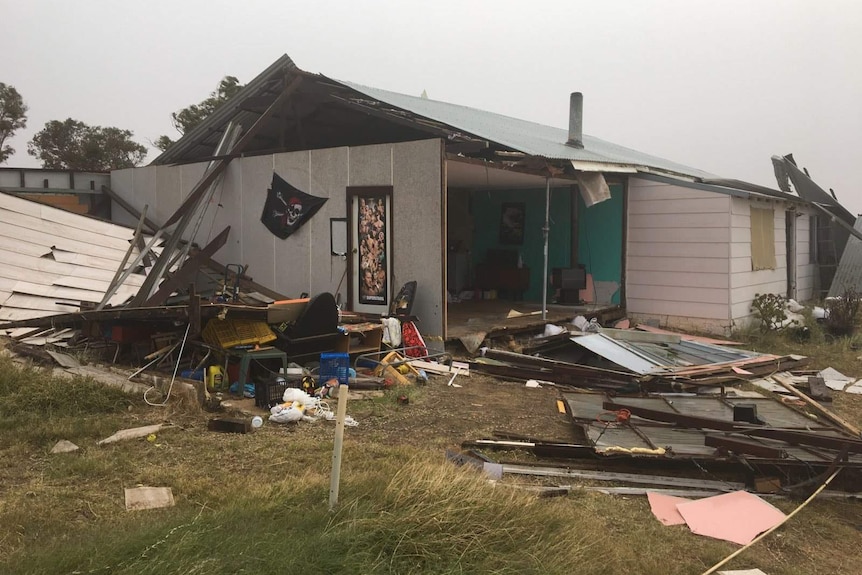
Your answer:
3;329;862;574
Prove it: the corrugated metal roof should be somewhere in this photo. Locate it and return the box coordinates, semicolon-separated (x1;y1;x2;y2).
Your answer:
339;79;717;179
828;216;862;298
0;192;163;324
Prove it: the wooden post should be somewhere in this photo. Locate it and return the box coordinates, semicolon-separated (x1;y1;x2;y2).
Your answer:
773;373;862;437
329;383;350;510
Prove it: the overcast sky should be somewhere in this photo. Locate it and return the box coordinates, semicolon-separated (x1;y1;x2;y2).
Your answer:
3;1;860;212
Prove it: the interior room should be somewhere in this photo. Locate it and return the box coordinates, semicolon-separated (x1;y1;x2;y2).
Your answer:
444;158;626;340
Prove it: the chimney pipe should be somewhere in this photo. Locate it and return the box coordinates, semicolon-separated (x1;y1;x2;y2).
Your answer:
567;92;584;149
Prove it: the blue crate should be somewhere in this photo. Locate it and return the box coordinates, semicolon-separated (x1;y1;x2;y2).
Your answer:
319;352;349;385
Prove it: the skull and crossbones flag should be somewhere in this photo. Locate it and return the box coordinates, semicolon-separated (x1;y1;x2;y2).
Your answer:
260;172;327;239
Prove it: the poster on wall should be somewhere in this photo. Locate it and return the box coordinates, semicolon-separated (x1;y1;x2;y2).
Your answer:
499;202;525;245
357;196;389;305
260;172;327;239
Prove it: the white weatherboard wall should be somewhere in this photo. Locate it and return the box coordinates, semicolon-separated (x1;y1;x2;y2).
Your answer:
111;139;445;338
729;197;815;326
626;177;733;334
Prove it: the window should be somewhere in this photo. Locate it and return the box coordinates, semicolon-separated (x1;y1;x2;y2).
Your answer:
751;207;776;271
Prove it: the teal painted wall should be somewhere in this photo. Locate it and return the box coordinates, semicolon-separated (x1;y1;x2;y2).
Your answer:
577;183;624;304
470;188;572;302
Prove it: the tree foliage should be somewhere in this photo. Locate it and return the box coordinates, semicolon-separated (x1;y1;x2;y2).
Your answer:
0;83;28;164
27;118;147;171
155;76;243;151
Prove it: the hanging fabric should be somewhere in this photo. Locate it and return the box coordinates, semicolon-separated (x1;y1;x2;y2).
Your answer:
260;172;327;239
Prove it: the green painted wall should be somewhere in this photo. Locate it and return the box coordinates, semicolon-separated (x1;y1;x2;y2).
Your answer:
577;183;624;304
469;183;624;304
470;188;572;302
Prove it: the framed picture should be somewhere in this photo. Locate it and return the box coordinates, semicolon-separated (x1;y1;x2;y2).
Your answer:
499;202;525;245
347;186;393;312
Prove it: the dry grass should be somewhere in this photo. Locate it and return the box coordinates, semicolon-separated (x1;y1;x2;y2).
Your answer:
3;329;862;573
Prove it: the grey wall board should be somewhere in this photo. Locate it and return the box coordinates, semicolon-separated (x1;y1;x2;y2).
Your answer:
392;139;444;338
240;155;278;291
108;168;138;228
273;151;312;297
348;143;393;186
309;146;350;301
110;139;445;336
210;161;243;269
155;166;181;231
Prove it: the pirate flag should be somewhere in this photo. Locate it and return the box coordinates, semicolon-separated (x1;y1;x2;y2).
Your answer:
260;172;327;239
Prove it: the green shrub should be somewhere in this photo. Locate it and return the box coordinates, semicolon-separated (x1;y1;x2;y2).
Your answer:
825;288;861;336
750;293;792;332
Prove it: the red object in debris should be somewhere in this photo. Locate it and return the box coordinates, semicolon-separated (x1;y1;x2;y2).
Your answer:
397;395;409;405
111;325;155;343
227;362;240;384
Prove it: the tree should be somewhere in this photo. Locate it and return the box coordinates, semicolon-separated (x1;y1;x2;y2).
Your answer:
27;118;147;171
155;75;243;151
0;83;28;164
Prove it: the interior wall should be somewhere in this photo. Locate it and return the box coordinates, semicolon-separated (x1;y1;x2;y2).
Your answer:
110;139;445;338
469;187;571;302
577;183;624;304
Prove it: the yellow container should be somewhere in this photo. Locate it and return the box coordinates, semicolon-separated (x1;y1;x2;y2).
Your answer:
207;365;225;391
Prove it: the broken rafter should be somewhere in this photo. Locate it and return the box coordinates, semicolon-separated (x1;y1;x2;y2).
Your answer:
163;75;304;229
141;226;231;307
772;372;862;437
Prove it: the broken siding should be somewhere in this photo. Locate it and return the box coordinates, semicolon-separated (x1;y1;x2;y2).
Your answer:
626;177;730;321
111;139;446;338
730;197;794;322
0;192;155;324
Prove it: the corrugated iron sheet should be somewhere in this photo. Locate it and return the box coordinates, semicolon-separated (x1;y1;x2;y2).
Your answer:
828;216;862;297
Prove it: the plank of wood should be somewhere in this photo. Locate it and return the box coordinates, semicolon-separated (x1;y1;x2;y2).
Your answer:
408;359;471;376
773;372;862;437
141;226;231;306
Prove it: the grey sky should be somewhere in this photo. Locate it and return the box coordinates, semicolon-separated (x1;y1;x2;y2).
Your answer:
3;1;860;212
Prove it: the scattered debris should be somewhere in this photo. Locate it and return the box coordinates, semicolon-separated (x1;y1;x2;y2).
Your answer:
207;417;252;434
98;424;165;445
676;491;786;546
647;492;690;526
124;486;175;511
50;440;80;454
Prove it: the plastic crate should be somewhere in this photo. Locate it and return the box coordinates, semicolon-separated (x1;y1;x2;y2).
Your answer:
319;352;349;385
254;378;291;409
202;319;276;349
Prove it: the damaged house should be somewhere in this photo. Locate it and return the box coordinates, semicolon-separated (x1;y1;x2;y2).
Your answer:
101;54;823;339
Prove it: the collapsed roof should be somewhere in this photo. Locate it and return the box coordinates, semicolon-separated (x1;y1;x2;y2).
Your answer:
153;54;801;205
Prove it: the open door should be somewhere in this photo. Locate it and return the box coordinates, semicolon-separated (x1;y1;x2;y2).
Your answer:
347;186;393;314
786;210;797;299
